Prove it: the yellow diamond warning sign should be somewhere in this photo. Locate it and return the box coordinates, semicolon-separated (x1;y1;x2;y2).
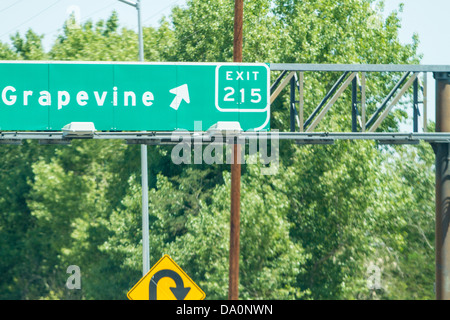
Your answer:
127;255;206;300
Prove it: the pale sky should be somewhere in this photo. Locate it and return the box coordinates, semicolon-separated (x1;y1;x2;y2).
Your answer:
382;0;450;65
0;0;448;128
380;0;450;127
0;0;186;51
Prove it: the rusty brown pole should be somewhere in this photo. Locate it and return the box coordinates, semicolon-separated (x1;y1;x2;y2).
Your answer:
435;72;450;300
228;0;243;301
233;0;243;63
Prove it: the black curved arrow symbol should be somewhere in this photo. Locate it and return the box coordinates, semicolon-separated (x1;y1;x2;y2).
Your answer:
149;269;191;300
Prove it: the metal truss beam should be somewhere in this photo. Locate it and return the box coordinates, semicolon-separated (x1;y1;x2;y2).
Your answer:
270;64;450;72
270;64;432;134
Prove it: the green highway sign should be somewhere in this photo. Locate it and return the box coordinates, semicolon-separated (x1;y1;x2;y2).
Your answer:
0;61;270;131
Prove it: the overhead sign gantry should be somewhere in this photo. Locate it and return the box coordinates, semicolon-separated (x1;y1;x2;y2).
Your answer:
2;61;450;299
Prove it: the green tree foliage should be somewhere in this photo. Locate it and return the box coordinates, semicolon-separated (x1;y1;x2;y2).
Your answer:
10;29;47;60
0;1;436;300
50;12;138;61
374;142;435;300
0;41;18;60
142;164;307;299
0;34;52;299
50;11;175;62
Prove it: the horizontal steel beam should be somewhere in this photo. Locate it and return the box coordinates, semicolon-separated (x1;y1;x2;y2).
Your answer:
2;131;450;143
270;63;450;73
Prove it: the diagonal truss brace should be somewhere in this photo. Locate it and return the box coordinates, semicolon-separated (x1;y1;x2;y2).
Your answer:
306;72;357;132
367;72;419;132
270;71;295;104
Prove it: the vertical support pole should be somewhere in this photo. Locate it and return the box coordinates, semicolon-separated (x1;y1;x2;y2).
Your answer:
299;72;304;132
290;76;296;132
352;76;358;132
413;76;419;132
137;0;144;62
434;72;450;300
423;73;428;132
229;0;243;301
361;72;366;132
137;0;149;276
229;141;241;301
141;142;149;276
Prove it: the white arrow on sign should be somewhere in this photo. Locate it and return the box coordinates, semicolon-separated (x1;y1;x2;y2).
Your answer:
169;84;190;110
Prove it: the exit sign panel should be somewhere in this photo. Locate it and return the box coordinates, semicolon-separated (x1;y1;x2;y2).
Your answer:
0;62;270;131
